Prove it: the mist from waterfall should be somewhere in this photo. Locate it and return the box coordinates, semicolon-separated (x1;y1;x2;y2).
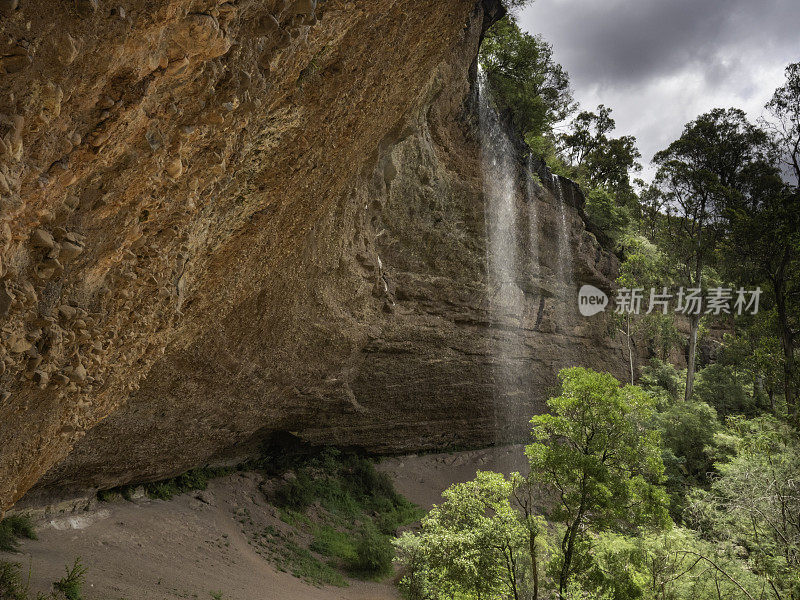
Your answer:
477;72;527;447
478;73;521;326
478;72;575;448
553;174;574;332
526;155;540;279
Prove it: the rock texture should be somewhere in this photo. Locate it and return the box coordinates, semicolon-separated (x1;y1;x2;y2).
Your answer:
1;0;628;512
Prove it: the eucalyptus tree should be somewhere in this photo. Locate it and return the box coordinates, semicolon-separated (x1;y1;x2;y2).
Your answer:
653;108;772;401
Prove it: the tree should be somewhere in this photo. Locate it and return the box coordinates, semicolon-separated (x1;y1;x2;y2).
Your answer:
753;62;800;424
616;233;679;383
526;367;671;595
556;105;642;245
686;416;800;599
393;471;548;600
480;16;574;142
653;108;772;402
560;105;642;197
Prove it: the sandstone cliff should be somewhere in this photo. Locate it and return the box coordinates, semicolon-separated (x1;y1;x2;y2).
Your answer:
1;0;628;512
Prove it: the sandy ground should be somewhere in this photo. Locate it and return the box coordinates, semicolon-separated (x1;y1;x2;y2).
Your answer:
1;445;527;600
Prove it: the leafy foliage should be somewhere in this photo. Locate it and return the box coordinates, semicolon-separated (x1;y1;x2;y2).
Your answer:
527;368;671;593
687;417;800;599
394;471;547;600
53;559;86;600
0;516;37;552
480;16;574;142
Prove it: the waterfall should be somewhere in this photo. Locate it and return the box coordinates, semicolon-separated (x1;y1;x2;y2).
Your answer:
525;155;540;279
478;73;521;324
477;72;526;446
553;174;574;332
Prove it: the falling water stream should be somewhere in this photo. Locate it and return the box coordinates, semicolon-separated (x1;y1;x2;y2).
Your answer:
477;72;574;449
478;72;523;446
553;174;575;332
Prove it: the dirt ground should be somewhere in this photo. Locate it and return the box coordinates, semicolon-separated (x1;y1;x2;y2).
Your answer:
1;445;526;600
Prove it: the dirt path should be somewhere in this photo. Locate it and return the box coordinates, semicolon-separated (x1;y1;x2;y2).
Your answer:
2;446;526;600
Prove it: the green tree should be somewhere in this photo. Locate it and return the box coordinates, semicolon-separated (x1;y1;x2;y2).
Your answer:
560;105;642;197
480;16;574;142
394;471;548;600
653;108;773;402
526;367;671;595
687;416;800;599
616;234;679;383
719;61;800;424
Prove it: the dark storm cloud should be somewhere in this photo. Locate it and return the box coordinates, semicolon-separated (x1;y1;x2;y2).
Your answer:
519;0;800;88
517;0;800;174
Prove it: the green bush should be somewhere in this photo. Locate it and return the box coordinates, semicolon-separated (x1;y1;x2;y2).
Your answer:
281;541;347;587
347;526;394;579
274;473;317;511
584;186;630;244
310;526;356;562
53;558;86;600
694;363;754;418
639;358;683;403
0;516;37;552
0;562;28;600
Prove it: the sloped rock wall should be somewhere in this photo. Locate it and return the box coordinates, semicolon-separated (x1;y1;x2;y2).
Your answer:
1;0;627;512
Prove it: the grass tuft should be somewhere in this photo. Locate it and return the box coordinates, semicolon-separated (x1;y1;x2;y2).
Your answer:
0;516;37;553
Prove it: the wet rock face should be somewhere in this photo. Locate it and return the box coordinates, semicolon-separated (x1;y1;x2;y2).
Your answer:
1;0;627;511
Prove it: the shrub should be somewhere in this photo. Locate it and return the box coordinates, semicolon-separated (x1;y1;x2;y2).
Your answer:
310;526;356;562
347;526;394;579
694;363;754;418
0;562;28;600
53;558;86;600
274;473;316;511
0;516;37;552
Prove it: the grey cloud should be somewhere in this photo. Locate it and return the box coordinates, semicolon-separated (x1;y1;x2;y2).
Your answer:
519;0;800;88
517;0;800;174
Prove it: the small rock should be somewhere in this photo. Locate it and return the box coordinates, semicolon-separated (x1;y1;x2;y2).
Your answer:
58;304;77;319
273;29;291;50
164;57;190;77
76;0;97;16
258;49;273;72
0;52;32;75
52;373;70;386
165;157;183;179
33;370;49;389
31;228;56;249
289;0;315;16
58;34;79;65
71;363;87;383
96;95;115;110
59;241;84;261
0;0;19;14
35;257;62;279
255;14;280;37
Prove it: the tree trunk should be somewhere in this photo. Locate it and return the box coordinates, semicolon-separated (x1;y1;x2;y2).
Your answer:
529;529;539;600
685;246;703;402
685;313;700;402
775;277;797;425
559;516;582;596
627;314;634;384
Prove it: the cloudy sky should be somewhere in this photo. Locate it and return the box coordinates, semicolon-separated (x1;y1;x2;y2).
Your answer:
517;0;800;179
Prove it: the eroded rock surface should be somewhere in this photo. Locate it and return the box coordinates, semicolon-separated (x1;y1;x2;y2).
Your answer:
1;0;627;511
